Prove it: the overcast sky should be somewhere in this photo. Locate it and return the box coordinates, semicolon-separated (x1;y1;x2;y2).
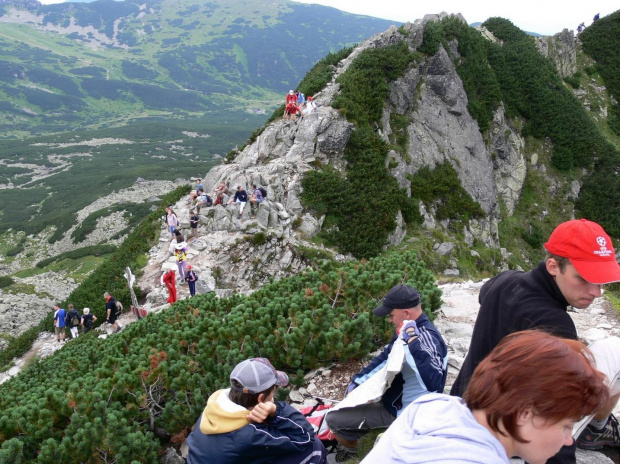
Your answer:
35;0;617;35
292;0;617;35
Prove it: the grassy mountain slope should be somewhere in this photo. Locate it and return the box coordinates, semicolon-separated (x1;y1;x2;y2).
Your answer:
0;0;398;137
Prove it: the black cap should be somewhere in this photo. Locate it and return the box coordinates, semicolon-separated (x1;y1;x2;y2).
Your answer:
373;284;421;317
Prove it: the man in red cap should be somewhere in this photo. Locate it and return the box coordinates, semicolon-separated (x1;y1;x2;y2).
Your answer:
451;219;620;462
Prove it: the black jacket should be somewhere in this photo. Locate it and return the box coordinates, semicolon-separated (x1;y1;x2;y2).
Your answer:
450;261;576;397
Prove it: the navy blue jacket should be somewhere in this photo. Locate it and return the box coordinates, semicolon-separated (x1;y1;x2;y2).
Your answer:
351;313;448;417
187;400;315;464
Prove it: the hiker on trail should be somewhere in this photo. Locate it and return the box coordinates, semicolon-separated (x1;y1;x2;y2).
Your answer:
174;240;188;281
166;207;180;238
227;185;248;218
283;101;300;122
65;304;81;339
250;184;264;216
296;90;305;105
161;269;177;304
577;22;585;34
301;96;317;115
189;210;199;242
324;284;448;461
195;188;212;213
450;219;620;462
186;357;327;464
213;181;229;206
81;307;96;334
104;291;122;333
185;264;197;297
285;89;297;105
593;13;600;21
189;178;203;204
53;304;66;343
362;331;610;464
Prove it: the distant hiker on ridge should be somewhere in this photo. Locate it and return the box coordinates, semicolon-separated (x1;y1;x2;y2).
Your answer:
53;304;66;343
65;303;81;339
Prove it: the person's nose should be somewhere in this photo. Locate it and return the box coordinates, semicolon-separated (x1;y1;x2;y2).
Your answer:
588;284;602;299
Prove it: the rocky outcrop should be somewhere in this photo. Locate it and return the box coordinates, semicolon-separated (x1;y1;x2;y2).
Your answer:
535;28;577;78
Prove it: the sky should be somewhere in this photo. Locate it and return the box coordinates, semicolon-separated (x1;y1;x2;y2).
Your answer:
291;0;618;35
34;0;617;35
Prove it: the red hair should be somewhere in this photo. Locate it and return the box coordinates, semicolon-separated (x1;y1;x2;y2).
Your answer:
463;330;609;443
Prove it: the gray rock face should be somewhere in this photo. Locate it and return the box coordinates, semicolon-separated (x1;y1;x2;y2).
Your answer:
489;104;526;215
535;29;577;78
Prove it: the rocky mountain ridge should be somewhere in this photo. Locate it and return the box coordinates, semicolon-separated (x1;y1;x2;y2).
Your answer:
0;12;613;358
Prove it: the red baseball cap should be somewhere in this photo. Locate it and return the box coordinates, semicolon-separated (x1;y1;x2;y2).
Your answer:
545;219;620;284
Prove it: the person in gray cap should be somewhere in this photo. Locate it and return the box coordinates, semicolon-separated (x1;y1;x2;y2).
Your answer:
325;284;448;461
186;357;326;464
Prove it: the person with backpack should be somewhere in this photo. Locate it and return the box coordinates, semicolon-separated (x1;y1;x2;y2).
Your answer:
53;304;66;343
165;207;180;238
195;188;212;213
186;357;327;464
250;184;264;216
104;291;123;333
81;307;97;333
65;304;82;339
185;264;198;297
296;90;305;105
174;240;189;281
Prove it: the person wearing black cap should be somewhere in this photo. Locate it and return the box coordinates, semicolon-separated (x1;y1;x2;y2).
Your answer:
186;357;326;464
325;284;448;460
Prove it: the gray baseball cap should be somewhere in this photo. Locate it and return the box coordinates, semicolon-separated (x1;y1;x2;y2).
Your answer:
230;358;289;394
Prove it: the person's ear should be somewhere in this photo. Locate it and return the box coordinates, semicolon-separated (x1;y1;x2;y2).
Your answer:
546;258;559;277
257;393;265;404
517;408;533;426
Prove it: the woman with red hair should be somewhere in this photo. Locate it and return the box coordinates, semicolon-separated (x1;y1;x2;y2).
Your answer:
361;330;609;464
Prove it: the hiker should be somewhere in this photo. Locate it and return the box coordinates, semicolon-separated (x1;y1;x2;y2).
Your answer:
189;210;199;242
213;181;229;206
104;291;122;333
324;284;448;461
285;89;297;105
296;90;305;105
81;307;97;334
185;264;197;297
165;207;180;238
577;22;585;34
174;240;188;281
593;13;600;21
362;331;610;464
65;304;81;339
250;184;264;216
53;304;66;343
186;357;327;464
189;178;203;204
450;219;620;462
195;188;212;213
227;185;248;218
161;269;177;304
283;101;300;122
301;96;317;115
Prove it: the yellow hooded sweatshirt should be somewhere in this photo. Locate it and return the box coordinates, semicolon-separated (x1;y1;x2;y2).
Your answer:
199;389;251;435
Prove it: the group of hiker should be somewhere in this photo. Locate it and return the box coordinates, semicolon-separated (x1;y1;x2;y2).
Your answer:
577;13;601;34
186;218;620;464
51;291;122;342
284;89;317;122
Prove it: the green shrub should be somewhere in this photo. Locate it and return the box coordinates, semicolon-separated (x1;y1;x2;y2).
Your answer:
580;11;620;137
408;163;485;223
563;75;580;89
0;276;14;288
251;232;267;246
521;222;545;249
301;43;420;258
0;251;440;462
